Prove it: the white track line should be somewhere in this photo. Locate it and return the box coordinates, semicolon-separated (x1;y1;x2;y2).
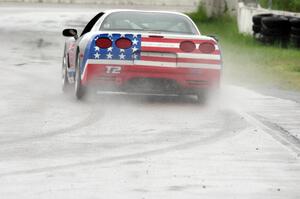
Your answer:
236;109;300;157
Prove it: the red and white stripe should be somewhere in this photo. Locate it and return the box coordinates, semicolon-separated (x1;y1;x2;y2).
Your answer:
139;37;221;69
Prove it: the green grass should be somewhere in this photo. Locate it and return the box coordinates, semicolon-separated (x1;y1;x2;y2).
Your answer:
259;0;300;12
189;12;300;91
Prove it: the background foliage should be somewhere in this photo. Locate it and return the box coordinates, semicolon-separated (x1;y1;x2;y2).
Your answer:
259;0;300;12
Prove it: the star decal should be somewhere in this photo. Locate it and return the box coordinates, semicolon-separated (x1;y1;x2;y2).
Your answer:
107;47;113;52
94;52;100;59
107;53;113;59
132;54;138;59
119;53;126;60
108;33;113;39
132;46;138;53
132;38;139;45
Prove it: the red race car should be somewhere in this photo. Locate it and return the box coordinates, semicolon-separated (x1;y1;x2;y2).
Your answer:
62;10;222;101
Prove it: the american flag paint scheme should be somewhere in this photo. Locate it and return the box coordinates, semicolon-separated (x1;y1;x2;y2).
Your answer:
62;10;222;100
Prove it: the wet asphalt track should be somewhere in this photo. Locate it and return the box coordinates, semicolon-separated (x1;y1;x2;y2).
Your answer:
0;4;299;199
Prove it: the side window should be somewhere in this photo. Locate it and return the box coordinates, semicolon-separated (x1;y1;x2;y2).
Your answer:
80;12;105;37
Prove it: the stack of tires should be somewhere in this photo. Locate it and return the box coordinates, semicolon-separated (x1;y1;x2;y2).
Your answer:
253;13;300;48
290;18;300;47
252;14;274;38
261;16;290;47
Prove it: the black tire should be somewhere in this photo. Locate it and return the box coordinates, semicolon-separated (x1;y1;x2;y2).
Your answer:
261;23;290;36
252;25;261;33
252;13;274;25
261;35;276;44
291;34;300;40
290;35;300;47
74;54;86;100
62;54;72;93
195;91;207;104
291;27;300;35
261;27;289;47
290;18;300;28
261;26;285;36
262;16;290;29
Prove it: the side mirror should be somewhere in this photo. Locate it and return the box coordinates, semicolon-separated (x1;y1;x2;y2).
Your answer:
62;29;78;39
208;35;218;42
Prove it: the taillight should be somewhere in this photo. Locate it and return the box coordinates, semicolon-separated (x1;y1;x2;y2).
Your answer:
199;42;216;54
96;37;112;49
115;38;132;49
180;41;196;52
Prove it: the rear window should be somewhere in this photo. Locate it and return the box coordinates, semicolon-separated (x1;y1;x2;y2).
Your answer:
100;11;198;35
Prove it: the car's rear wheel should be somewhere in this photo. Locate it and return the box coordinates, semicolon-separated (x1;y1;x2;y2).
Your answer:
62;56;72;93
75;54;86;100
196;91;207;104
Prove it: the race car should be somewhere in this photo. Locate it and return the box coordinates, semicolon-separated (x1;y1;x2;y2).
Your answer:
62;9;222;101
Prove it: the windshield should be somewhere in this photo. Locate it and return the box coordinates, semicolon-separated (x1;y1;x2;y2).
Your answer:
100;11;198;35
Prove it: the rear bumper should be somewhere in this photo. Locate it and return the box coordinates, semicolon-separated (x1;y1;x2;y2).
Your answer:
81;63;221;94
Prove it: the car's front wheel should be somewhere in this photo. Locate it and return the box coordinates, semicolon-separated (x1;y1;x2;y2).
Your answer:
74;55;86;100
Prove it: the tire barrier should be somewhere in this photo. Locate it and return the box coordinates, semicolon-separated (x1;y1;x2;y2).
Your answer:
252;24;261;33
252;14;300;48
290;18;300;47
252;14;274;36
